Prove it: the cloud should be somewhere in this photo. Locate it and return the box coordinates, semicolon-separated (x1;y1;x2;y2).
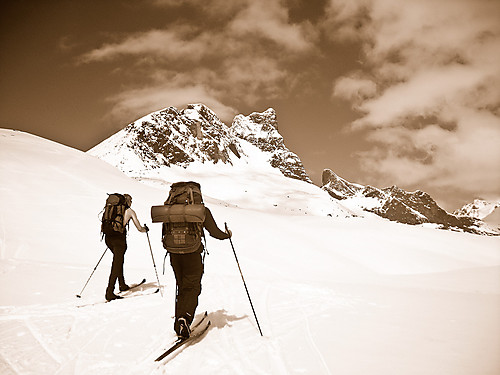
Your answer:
106;80;238;125
79;0;314;120
216;56;288;105
79;26;213;63
80;0;314;64
351;65;489;129
360;109;500;197
329;0;500;199
228;0;317;52
332;73;377;104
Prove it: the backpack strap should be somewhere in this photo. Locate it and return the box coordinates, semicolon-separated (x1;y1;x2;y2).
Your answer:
188;187;195;205
166;188;187;205
201;229;208;262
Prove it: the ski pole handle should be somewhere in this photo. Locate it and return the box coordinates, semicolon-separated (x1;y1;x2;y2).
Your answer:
224;222;232;238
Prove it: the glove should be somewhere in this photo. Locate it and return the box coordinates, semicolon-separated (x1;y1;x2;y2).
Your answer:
144;224;149;232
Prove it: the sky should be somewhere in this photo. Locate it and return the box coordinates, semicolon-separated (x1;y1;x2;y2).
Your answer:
1;0;499;211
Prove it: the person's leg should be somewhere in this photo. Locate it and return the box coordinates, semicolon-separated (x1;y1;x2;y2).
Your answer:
170;253;184;319
179;251;204;321
170;252;204;336
105;236;127;300
117;244;129;291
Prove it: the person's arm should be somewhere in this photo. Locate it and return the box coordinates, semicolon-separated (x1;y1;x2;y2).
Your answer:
204;207;231;239
124;208;147;233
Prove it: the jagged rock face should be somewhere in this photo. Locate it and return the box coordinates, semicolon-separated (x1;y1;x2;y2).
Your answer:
231;108;311;183
375;197;427;225
374;188;477;230
321;168;486;235
380;187;442;221
362;185;386;200
321;169;362;199
123;104;243;168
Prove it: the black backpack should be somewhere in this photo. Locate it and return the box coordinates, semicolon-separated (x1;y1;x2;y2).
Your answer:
151;182;206;254
101;193;128;237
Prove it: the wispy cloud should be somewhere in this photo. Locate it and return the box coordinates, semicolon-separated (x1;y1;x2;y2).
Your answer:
106;81;237;124
228;0;317;52
79;0;314;125
329;0;500;199
79;26;212;63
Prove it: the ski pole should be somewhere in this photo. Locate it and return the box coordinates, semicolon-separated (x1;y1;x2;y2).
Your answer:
76;247;108;298
225;223;263;336
145;224;163;297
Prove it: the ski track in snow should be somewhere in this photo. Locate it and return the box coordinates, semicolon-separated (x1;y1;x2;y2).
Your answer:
0;278;354;375
3;254;499;375
300;309;332;375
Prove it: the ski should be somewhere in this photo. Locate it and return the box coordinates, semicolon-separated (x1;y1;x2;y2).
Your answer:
155;312;211;362
119;278;146;295
76;287;159;308
155;321;211;361
189;311;208;332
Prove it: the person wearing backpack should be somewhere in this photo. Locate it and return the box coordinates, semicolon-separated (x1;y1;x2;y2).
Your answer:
102;193;148;301
151;182;231;338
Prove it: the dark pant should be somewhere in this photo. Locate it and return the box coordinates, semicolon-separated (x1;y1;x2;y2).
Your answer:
105;234;128;293
170;251;204;325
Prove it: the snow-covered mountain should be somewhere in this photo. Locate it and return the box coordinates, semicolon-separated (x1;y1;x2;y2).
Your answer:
90;103;496;236
2;128;500;375
321;169;497;235
89;104;310;183
454;199;500;231
454;199;500;220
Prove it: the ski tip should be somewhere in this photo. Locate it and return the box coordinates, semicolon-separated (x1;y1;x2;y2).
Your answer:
154;288;160;293
141;278;146;283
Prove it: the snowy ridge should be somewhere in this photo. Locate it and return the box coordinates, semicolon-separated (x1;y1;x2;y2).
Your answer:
1;128;500;375
321;168;498;235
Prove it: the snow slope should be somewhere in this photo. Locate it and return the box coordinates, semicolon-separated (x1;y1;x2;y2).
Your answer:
1;128;500;375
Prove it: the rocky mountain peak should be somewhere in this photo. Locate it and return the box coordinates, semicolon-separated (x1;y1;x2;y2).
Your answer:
117;104;242;168
231;109;311;182
89;104;311;183
246;108;279;130
321;169;363;199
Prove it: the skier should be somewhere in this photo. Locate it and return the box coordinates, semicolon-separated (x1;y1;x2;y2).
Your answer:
170;206;231;338
104;193;148;301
